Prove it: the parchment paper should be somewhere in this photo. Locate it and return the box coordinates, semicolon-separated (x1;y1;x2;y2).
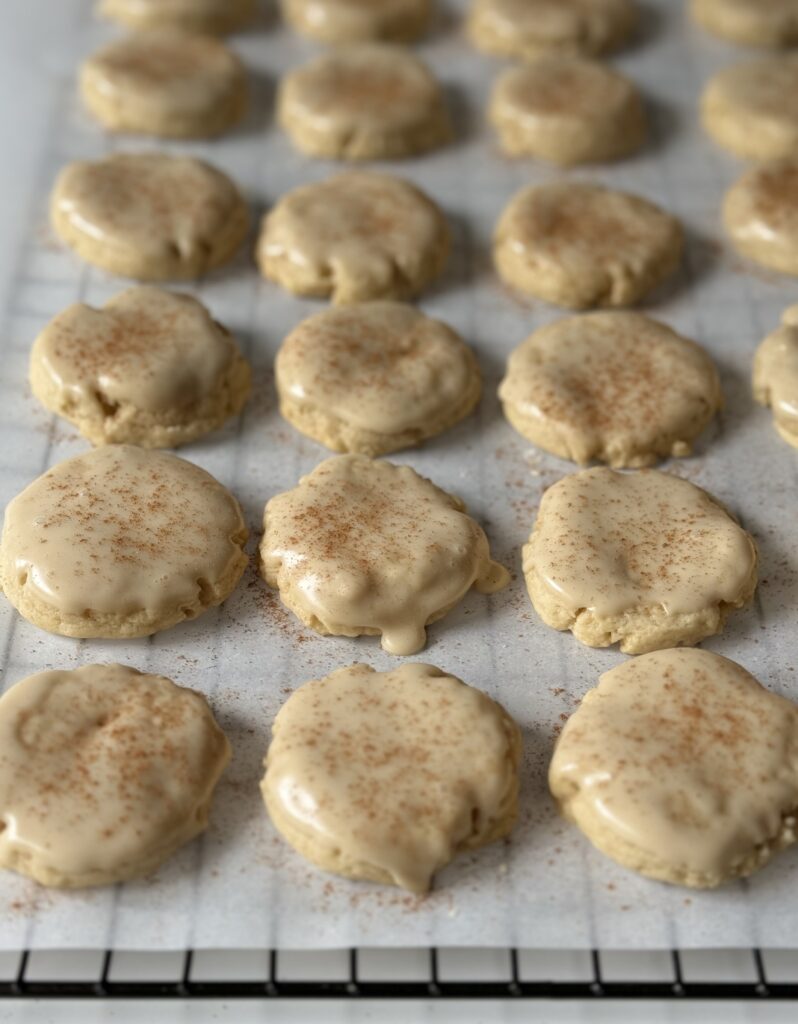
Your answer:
0;0;797;952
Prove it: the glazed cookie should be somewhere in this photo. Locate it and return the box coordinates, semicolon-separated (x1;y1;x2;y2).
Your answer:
280;0;432;42
0;445;248;639
80;30;248;138
262;662;521;892
277;44;451;160
690;0;798;49
498;312;722;467
0;663;230;888
490;58;645;166
51;152;249;281
702;56;798;161
494;182;683;309
523;467;757;653
98;0;256;34
259;454;509;655
467;0;638;59
256;172;449;304
724;158;798;275
550;649;798;887
275;303;481;455
753;305;798;447
30;287;252;448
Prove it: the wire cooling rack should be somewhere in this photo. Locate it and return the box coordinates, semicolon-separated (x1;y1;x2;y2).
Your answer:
3;0;798;1004
3;946;798;1000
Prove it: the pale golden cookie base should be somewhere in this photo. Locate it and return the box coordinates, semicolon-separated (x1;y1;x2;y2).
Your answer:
30;350;252;449
256;213;450;305
466;4;637;59
702;91;798;162
0;792;219;889
491;103;645;166
1;540;249;640
524;551;758;655
280;0;431;43
277;365;481;456
262;712;522;893
553;787;798;888
51;193;250;282
80;69;248;139
690;0;798;48
277;97;452;161
494;223;683;310
99;0;256;35
500;395;717;468
489;103;647;165
724;194;798;277
754;377;798;449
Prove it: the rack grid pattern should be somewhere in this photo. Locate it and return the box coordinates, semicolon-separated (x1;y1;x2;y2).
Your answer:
2;947;797;1000
3;0;798;999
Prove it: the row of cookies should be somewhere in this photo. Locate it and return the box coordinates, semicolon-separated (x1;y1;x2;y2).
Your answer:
4;644;798;896
26;280;798;468
0;437;760;663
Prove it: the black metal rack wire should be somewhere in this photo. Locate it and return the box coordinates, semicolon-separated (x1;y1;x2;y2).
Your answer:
0;947;795;1000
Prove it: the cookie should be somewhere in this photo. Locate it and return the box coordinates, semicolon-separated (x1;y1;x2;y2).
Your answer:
489;57;646;165
724;158;798;276
522;467;757;654
51;152;249;281
498;312;722;467
275;303;481;455
753;304;798;447
280;0;432;42
98;0;256;34
256;172;449;304
277;44;451;160
0;663;230;888
690;0;798;49
550;649;798;887
494;182;683;309
30;287;252;448
262;662;521;892
80;29;248;138
0;445;248;639
702;56;798;162
259;454;509;655
467;0;638;59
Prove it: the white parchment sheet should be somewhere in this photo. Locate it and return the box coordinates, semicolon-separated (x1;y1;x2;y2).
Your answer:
0;0;797;952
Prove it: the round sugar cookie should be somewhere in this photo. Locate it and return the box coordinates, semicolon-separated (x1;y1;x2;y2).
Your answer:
275;303;481;455
259;454;509;656
690;0;798;48
753;304;798;447
498;312;723;467
29;287;252;448
724;158;798;276
51;152;249;281
0;445;249;639
256;172;449;305
98;0;256;35
280;0;432;42
493;182;683;309
489;57;646;165
262;662;522;892
0;663;230;888
522;467;758;654
702;56;798;161
277;44;451;160
80;30;248;139
550;649;798;887
467;0;638;59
